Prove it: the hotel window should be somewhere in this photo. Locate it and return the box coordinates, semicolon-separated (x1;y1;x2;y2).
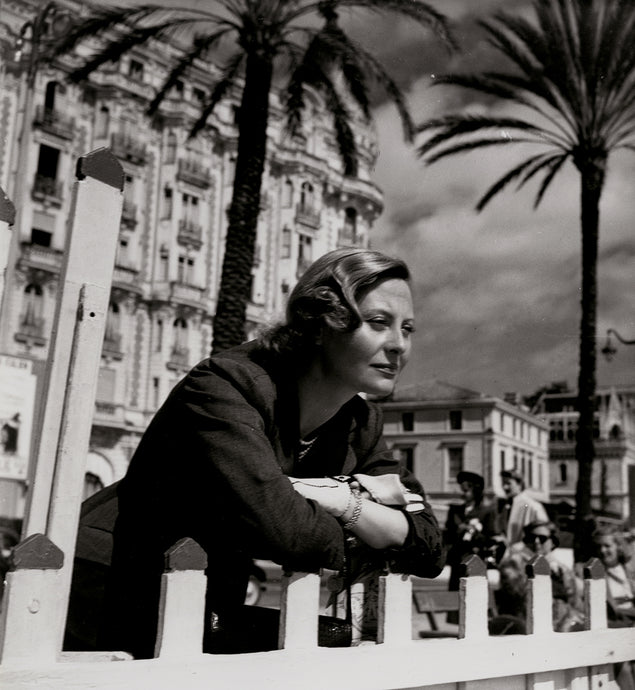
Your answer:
395;446;415;473
558;462;568;484
104;302;121;342
163;187;173;219
177;255;194;283
96;106;110;138
182;193;200;224
402;412;414;431
128;58;145;82
22;283;44;326
449;410;462;430
155;318;163;352
173;317;188;353
282;179;293;208
96;367;116;402
152;377;161;408
447;446;464;481
500;449;506;471
298;234;312;270
166;131;177;164
281;226;291;258
159;246;169;280
83;472;104;501
300;181;314;211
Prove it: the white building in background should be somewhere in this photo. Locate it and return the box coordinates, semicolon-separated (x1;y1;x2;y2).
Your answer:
532;384;635;526
380;382;550;525
0;0;383;519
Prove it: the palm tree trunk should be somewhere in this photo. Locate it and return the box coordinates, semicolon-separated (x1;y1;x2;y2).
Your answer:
211;52;273;354
573;160;604;560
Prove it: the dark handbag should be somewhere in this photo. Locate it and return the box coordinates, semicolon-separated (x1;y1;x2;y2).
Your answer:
207;604;352;654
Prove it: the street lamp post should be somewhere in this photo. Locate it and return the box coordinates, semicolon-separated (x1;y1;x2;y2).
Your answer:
601;328;635;362
0;1;70;352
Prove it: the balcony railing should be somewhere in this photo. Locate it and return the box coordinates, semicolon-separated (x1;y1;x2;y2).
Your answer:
110;132;147;165
177;219;203;249
33;105;75;140
170;281;205;307
112;264;141;294
177;158;211;188
19;242;63;273
32;175;63;205
295;203;320;229
93;401;126;426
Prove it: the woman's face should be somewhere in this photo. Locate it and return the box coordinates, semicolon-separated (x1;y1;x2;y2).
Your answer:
524;529;554;557
319;278;414;399
595;535;619;568
460;482;475;503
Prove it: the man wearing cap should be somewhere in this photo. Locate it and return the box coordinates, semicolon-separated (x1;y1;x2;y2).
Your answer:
499;469;548;556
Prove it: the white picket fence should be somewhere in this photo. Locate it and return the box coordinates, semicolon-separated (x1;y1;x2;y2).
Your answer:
0;149;634;690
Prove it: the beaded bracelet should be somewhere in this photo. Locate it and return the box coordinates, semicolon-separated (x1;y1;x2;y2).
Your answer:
335;484;354;520
342;487;363;530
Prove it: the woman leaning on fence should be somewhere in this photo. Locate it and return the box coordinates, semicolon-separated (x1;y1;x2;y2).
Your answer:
65;247;445;658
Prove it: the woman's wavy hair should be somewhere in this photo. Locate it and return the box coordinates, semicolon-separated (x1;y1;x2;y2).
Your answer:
260;248;410;366
591;525;631;565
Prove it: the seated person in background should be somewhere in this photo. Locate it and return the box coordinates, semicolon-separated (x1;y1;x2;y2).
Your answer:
590;526;635;690
591;526;635;625
492;521;583;634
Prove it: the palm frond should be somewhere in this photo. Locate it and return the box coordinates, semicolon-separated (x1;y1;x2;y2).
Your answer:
514;150;564;190
294;0;456;51
347;0;456;50
310;25;371;119
431;73;577;141
532;152;569;207
316;70;358;176
47;5;155;59
148;30;229;115
423;137;539;166
475;153;553;212
189;51;244;139
68;23;173;82
417;114;549;158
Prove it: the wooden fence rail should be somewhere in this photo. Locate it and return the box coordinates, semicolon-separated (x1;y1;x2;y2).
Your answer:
0;149;633;689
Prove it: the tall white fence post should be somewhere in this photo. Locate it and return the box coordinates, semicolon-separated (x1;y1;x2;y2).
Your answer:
459;555;489;640
154;538;208;659
19;148;123;654
0;186;16;310
0;534;64;666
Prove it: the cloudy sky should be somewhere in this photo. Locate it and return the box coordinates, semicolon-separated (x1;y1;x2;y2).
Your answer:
349;0;635;399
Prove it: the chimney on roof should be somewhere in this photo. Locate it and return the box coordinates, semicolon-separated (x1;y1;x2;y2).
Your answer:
504;392;519;406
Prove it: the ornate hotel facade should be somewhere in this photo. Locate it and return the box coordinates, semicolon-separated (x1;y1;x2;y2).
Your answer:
0;0;383;518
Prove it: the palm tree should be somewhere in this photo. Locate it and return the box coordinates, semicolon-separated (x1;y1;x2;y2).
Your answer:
49;0;453;353
416;0;635;556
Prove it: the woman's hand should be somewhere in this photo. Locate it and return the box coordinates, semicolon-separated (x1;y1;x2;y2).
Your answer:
287;477;353;517
288;476;408;549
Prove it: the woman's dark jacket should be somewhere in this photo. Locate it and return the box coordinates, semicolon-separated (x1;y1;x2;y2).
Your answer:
67;341;444;658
